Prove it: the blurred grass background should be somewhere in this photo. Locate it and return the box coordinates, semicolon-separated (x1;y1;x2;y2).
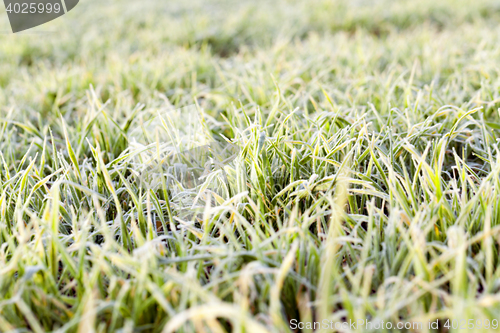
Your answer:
1;0;500;332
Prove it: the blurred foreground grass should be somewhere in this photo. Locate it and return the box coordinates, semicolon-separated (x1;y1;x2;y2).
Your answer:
1;0;500;332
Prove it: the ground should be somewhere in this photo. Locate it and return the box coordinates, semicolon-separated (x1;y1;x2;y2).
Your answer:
1;0;500;332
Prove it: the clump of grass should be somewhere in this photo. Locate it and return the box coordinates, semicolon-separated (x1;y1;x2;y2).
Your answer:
1;0;500;332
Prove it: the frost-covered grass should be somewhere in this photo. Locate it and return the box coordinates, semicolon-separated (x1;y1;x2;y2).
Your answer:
1;0;500;332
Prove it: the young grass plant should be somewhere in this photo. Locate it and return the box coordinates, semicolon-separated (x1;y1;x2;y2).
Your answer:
1;0;500;332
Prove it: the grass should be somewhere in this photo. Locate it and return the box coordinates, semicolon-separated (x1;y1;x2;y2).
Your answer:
1;0;500;332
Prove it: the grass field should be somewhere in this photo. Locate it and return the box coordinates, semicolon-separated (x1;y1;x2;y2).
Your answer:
2;0;500;332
